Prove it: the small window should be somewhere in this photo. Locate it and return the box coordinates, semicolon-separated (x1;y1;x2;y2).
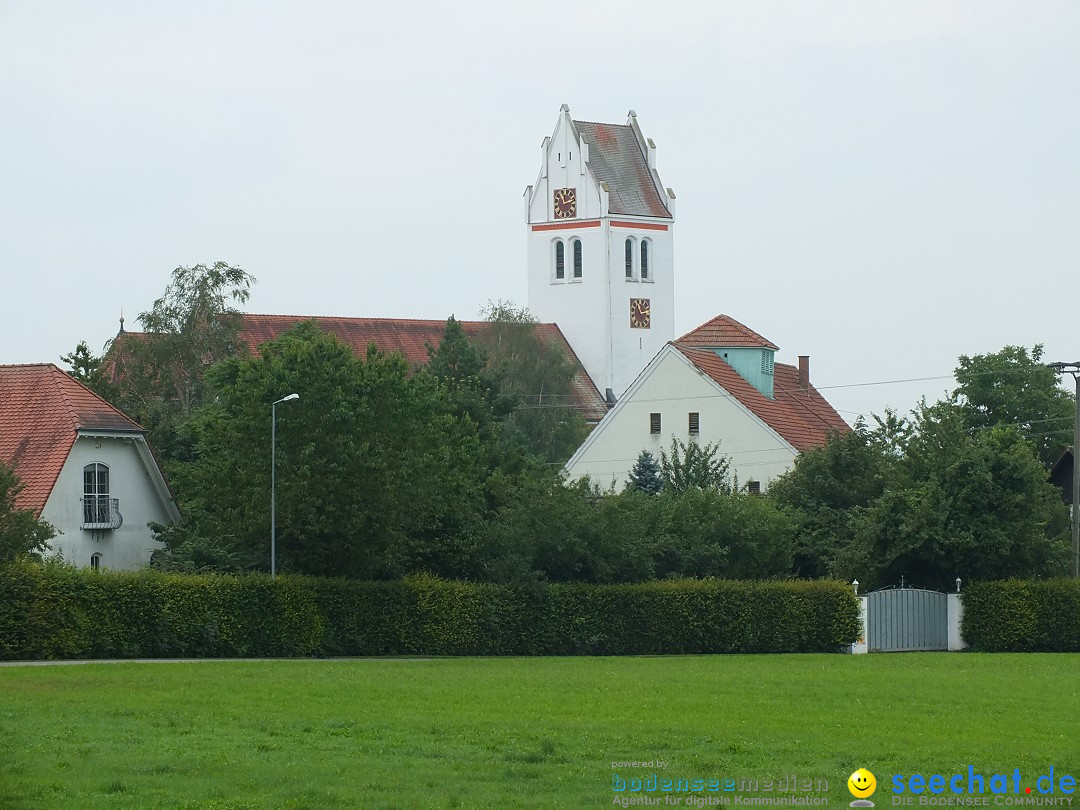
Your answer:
747;481;761;496
641;240;650;280
555;241;565;280
625;238;634;278
689;412;700;435
650;412;661;434
572;239;582;278
760;351;774;374
90;553;102;571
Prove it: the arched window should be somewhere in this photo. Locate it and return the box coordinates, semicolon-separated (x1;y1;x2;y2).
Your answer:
572;239;582;278
554;240;565;280
83;462;110;526
90;553;102;571
640;240;650;280
625;238;634;278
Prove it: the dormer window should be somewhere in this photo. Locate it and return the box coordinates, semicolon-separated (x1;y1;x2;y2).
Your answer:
625;238;634;278
555;240;565;280
760;351;774;375
572;239;582;279
640;240;650;280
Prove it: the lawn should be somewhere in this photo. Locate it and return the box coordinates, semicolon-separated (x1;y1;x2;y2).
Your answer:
1;654;1078;809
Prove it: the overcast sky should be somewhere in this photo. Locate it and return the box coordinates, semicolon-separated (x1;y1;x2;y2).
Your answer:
2;1;1078;423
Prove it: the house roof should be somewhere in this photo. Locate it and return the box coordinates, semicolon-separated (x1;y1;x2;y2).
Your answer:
573;119;671;219
674;347;849;452
0;364;143;515
235;314;609;422
676;314;780;351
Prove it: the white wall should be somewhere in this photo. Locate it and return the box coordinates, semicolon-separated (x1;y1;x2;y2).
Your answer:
566;348;799;490
526;109;676;400
43;435;171;570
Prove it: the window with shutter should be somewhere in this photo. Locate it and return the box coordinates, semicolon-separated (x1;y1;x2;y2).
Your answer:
555;241;565;280
650;412;661;434
573;239;582;278
689;412;700;434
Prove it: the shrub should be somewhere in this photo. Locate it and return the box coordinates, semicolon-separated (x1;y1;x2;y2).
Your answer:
0;560;859;660
962;579;1080;652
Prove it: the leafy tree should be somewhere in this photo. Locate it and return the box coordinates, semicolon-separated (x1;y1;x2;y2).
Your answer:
60;340;118;402
63;262;256;464
654;489;793;579
475;300;589;464
857;401;1068;589
953;345;1074;468
769;422;891;579
159;322;489;579
0;461;56;562
627;450;664;495
659;438;731;493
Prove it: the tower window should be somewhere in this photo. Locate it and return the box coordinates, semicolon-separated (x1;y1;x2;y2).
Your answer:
761;351;774;374
90;553;102;571
689;412;700;435
555;240;565;280
641;240;650;280
572;239;582;278
650;412;661;434
625;238;634;278
747;481;761;496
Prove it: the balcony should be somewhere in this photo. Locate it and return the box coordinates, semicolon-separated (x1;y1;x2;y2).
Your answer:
82;497;123;530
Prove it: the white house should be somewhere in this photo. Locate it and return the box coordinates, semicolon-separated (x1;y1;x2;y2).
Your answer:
525;105;676;403
564;315;850;491
0;364;180;569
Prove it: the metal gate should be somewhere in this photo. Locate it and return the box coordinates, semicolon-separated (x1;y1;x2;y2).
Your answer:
866;587;948;652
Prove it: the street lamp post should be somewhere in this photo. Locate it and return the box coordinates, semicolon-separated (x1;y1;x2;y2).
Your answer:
271;393;300;578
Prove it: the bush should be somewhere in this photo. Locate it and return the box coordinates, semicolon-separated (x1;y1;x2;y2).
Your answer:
962;579;1080;652
0;560;859;660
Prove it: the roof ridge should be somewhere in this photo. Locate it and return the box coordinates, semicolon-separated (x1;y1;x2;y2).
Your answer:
47;364;84;434
572;119;632;128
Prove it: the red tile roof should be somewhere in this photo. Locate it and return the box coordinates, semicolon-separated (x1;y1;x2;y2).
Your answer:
573;120;672;219
235;315;609;422
674;347;849;452
676;314;780;351
0;364;143;515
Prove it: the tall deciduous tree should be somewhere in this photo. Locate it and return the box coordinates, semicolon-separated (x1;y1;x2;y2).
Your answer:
161;322;489;579
660;438;731;493
953;344;1074;468
0;461;56;563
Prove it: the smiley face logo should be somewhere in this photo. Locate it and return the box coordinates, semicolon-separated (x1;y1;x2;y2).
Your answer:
848;769;877;799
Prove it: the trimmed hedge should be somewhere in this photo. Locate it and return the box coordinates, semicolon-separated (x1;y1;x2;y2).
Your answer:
0;561;860;660
962;579;1080;652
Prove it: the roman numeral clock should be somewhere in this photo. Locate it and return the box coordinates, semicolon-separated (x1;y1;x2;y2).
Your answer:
630;298;651;329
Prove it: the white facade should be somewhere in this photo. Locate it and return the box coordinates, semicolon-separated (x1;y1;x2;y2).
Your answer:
43;432;178;570
524;106;675;401
564;346;800;491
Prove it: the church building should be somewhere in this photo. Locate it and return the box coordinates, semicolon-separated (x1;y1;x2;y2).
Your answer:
524;105;676;403
524;106;849;489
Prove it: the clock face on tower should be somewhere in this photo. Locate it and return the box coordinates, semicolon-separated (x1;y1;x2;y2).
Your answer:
553;187;577;219
629;298;651;329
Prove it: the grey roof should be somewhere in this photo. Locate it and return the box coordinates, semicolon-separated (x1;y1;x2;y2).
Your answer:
573;120;671;219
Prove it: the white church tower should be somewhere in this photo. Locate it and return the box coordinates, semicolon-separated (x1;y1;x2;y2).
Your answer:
525;105;676;402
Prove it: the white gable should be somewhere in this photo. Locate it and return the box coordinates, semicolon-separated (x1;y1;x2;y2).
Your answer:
565;345;799;491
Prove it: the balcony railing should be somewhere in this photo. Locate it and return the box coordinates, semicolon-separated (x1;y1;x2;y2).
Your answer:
82;497;123;530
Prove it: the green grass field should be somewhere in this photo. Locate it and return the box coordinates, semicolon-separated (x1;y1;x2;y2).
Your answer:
1;654;1078;809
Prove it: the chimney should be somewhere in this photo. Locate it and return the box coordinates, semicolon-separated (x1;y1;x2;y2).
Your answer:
798;356;810;392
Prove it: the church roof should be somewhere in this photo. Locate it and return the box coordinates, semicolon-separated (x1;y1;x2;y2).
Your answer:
573;120;671;219
236;315;609;422
675;314;780;351
0;364;143;515
673;347;849;452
